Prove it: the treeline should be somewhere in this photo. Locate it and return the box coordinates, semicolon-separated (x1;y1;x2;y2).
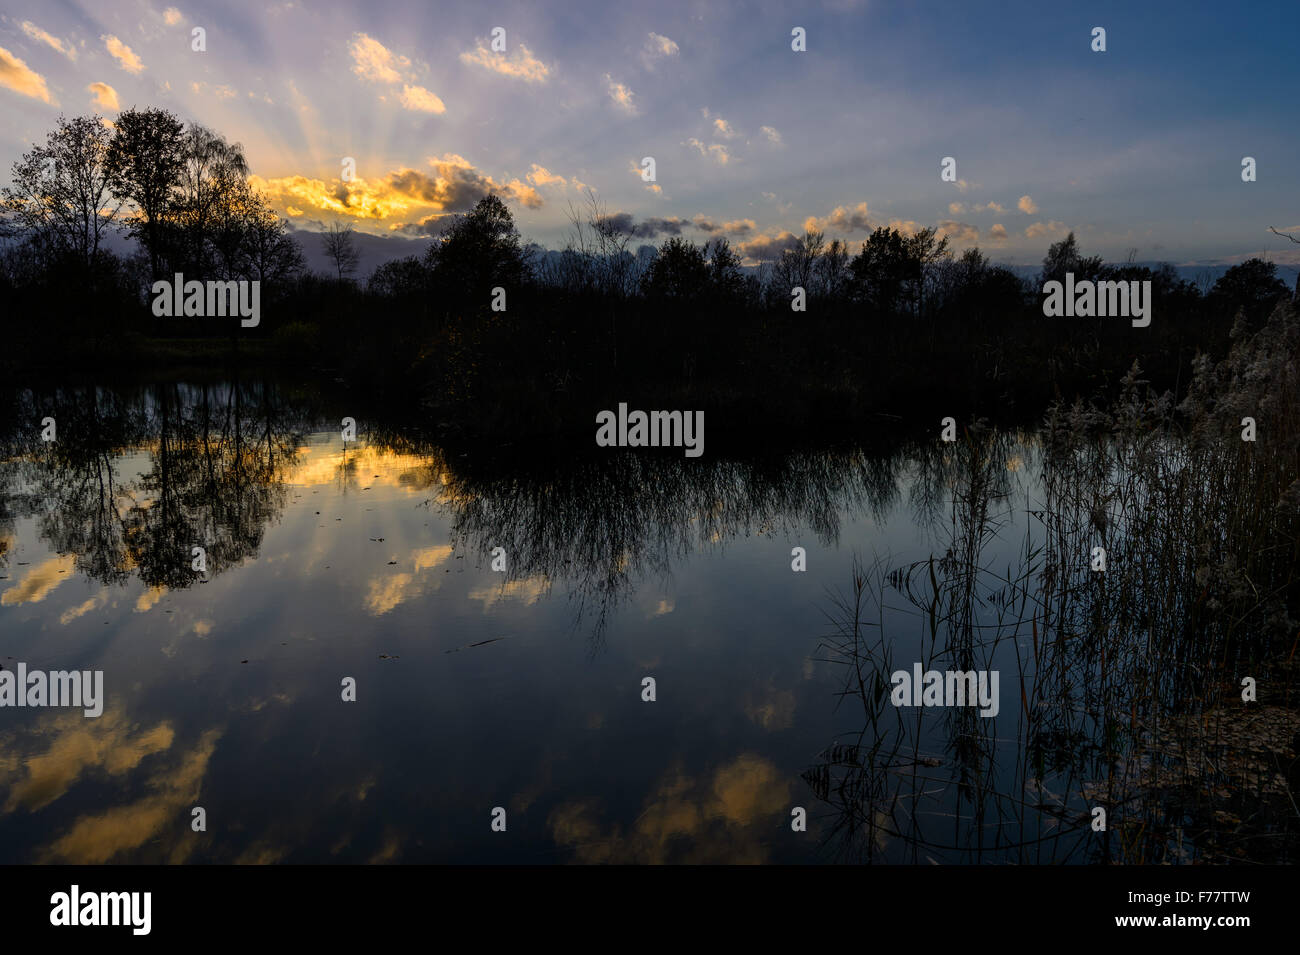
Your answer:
2;109;1296;439
315;194;1296;436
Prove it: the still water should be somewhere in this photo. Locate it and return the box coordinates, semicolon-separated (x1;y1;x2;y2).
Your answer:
0;380;1118;863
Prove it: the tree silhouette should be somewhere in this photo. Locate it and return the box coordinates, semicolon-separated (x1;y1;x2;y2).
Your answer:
321;221;360;282
105;108;186;276
1;115;121;272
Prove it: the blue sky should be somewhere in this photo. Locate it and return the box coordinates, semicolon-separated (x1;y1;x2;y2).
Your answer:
2;0;1298;265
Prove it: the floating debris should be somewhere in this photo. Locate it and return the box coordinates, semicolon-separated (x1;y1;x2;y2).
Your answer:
444;637;506;654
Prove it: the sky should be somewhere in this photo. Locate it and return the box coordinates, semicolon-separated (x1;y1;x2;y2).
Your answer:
1;0;1298;267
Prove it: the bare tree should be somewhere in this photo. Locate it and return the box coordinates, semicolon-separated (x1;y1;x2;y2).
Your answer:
2;115;121;270
1269;227;1300;301
321;221;360;281
172;123;249;273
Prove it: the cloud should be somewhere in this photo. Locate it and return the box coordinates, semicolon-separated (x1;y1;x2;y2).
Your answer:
87;81;119;110
526;164;567;188
0;709;176;814
988;223;1008;241
1024;220;1068;239
693;215;756;236
937;219;979;242
102;35;144;74
885;218;924;236
163;7;183;26
949;202;965;215
643;32;679;66
398;84;445;113
595;212;688;238
191;81;237;99
459;41;551;83
468;576;549;610
604;74;637;114
1018;195;1038;214
738;230;802;262
251;154;544;227
1;555;75;605
685;138;730;165
60;589;109;625
979;201;1006;214
349;33;409;84
548;754;789;863
21;22;76;60
0;47;54;103
759;126;783;145
349;35;446;114
805;201;872;234
712;117;737;138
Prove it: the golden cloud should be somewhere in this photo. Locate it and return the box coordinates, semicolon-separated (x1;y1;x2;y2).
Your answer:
1018;194;1038;214
102;35;144;74
87;81;119;111
349;33;409;84
21;21;76;60
548;754;791;863
1;554;75;606
398;84;445;114
250;153;543;226
460;41;551;83
526;163;567;188
805;201;871;234
0;46;54;103
737;230;801;262
60;588;110;625
2;709;175;814
39;728;221;863
604;74;638;114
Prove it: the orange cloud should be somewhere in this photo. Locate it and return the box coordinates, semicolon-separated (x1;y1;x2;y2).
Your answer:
87;81;120;110
604;74;637;114
398;84;445;114
937;219;979;242
349;33;409;84
21;21;76;60
0;46;54;103
102;35;144;74
805;201;871;234
1025;220;1067;239
250;154;543;229
460;41;551;83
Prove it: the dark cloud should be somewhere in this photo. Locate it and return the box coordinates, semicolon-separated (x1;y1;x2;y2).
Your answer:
595;212;688;238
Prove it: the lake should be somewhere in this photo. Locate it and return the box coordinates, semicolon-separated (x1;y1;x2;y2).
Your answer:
0;378;1282;863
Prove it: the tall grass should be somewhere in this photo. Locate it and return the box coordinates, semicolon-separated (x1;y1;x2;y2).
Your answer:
810;301;1300;863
